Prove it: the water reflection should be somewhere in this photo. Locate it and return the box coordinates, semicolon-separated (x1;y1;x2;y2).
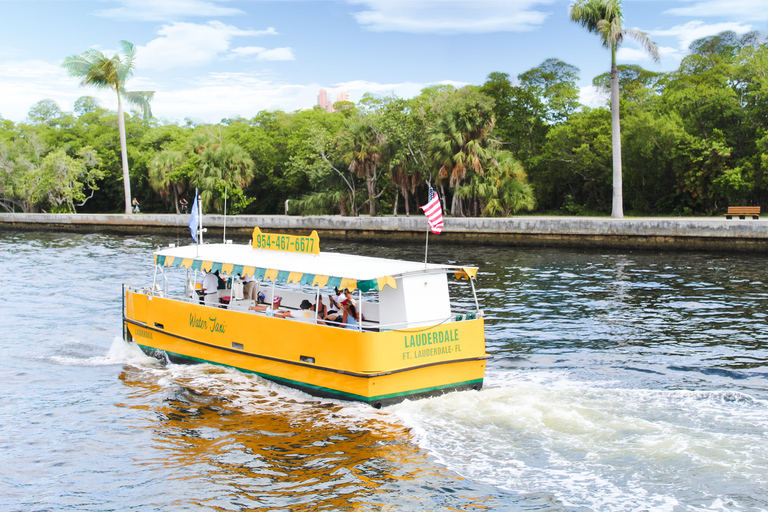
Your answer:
117;364;510;511
5;230;768;511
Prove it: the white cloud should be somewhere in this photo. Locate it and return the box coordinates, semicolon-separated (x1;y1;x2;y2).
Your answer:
348;0;554;34
93;0;244;21
0;60;116;121
226;46;296;61
229;46;267;57
331;79;468;100
579;85;607;109
136;22;279;70
649;20;754;54
152;76;470;123
151;74;319;121
664;0;768;20
257;47;295;61
616;47;656;62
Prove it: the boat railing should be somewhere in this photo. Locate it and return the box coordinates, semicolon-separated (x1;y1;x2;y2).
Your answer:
128;285;482;332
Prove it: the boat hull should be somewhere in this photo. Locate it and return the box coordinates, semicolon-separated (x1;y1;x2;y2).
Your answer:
124;290;488;407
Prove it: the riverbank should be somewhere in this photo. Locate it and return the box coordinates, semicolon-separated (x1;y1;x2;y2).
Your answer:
2;212;767;252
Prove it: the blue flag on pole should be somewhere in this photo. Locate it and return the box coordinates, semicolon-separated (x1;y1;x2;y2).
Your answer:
189;192;199;243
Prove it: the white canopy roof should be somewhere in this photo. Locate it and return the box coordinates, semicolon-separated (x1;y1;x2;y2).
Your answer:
154;243;477;291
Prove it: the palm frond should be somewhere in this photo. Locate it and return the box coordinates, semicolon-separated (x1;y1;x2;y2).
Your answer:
123;90;155;120
625;28;660;62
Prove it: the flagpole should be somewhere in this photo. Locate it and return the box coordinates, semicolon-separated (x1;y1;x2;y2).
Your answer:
223;186;227;243
424;227;429;266
198;191;204;246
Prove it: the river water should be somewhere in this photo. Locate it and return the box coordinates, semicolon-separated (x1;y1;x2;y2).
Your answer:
1;230;767;512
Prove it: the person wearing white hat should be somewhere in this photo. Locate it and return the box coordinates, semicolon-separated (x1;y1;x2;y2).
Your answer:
249;295;291;318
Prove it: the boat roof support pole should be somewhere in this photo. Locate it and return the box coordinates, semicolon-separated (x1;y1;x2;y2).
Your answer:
227;273;235;308
358;288;362;331
315;286;320;322
159;266;168;296
152;264;158;295
470;277;479;312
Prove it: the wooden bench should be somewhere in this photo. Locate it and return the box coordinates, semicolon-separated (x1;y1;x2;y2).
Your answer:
725;206;760;220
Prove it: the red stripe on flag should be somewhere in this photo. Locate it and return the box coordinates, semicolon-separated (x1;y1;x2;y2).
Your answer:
420;193;443;234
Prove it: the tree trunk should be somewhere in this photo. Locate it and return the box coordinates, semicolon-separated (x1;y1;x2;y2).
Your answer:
404;188;410;216
610;53;623;219
451;187;463;217
366;170;376;216
393;194;398;216
117;93;132;215
439;184;448;215
173;184;180;214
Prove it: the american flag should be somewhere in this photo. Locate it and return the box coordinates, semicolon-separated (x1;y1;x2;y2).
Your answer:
420;188;444;234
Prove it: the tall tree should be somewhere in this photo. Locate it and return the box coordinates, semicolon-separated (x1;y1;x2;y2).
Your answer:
62;40;154;214
570;0;659;218
518;58;581;124
338;116;384;216
148;149;185;213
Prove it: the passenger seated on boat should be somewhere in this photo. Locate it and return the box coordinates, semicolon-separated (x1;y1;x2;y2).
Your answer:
201;270;219;306
310;299;328;325
249;295;292;318
297;299;328;325
341;301;359;330
298;299;313;317
326;298;359;329
342;288;366;322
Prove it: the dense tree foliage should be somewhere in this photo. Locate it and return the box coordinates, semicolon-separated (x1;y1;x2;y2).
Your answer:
0;31;765;217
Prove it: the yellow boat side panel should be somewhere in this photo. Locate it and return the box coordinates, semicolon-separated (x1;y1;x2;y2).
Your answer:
125;292;485;375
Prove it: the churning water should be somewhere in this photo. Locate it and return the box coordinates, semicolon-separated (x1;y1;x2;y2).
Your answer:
1;230;767;511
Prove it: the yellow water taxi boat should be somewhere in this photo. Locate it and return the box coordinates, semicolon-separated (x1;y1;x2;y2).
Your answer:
123;227;488;407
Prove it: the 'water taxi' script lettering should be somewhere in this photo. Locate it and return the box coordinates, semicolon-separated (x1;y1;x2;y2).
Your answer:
190;313;226;334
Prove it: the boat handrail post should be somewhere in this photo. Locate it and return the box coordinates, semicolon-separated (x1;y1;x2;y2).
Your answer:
160;266;168;296
470;275;480;312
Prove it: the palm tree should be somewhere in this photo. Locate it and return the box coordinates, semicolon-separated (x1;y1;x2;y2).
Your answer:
187;133;255;213
570;0;659;218
148;150;185;213
62;40;154;214
339;117;384;216
427;88;495;216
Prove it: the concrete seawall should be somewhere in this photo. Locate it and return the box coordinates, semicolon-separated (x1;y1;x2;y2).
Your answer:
2;213;768;252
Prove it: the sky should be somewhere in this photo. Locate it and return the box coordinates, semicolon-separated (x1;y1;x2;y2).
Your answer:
0;0;765;124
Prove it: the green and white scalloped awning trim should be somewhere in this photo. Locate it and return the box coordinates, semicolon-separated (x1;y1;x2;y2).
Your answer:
155;254;397;292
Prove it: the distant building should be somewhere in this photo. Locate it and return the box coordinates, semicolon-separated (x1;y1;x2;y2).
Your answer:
317;89;350;112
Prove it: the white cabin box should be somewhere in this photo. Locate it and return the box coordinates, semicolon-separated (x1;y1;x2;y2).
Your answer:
379;271;451;329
